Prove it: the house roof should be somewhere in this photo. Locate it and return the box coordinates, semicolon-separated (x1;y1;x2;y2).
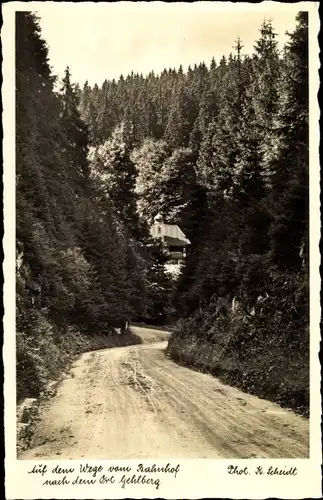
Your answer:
164;235;187;247
150;223;190;245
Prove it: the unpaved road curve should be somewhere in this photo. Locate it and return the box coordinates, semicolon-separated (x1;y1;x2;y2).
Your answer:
19;326;309;459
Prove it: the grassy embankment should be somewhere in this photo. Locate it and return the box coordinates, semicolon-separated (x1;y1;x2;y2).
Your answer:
167;275;309;416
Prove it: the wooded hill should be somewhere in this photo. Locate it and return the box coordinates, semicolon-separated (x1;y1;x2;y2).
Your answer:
16;12;309;414
16;12;172;400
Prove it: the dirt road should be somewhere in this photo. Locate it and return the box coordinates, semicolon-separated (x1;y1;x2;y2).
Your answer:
19;326;309;459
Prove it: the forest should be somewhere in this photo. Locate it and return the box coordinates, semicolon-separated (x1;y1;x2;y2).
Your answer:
16;12;309;414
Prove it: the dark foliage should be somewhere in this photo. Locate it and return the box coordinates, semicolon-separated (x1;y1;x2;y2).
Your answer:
16;12;171;400
17;12;309;413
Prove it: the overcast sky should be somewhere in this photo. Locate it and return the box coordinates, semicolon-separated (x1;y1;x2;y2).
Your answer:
35;2;300;87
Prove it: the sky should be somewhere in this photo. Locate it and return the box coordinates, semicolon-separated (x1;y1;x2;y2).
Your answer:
34;2;300;87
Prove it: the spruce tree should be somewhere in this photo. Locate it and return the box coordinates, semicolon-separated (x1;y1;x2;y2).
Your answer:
267;12;309;269
60;67;90;184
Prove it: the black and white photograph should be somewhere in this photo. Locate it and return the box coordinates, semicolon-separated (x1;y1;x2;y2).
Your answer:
2;1;321;498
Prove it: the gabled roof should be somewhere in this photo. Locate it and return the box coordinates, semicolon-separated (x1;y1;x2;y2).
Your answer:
164;235;187;247
150;223;190;245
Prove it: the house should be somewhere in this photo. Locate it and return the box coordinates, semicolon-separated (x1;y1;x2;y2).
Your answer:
150;214;190;265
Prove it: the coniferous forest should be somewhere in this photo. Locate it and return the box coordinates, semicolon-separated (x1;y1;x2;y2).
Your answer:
16;12;309;415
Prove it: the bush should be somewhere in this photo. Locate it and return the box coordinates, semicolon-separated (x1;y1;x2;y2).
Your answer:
168;268;309;416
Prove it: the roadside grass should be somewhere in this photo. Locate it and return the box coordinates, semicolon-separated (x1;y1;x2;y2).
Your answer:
167;315;309;418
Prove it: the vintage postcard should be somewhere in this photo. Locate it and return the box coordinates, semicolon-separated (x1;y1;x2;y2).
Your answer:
2;1;321;498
